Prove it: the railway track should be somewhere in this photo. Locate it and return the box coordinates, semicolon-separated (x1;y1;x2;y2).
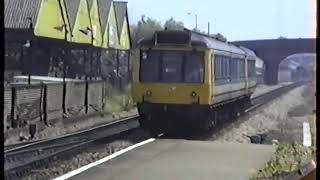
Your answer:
249;81;305;112
4;81;305;180
4;115;139;179
186;81;306;140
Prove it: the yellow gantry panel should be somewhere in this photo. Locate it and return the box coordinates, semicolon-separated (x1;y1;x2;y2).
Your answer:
71;0;92;44
89;0;103;47
34;0;66;40
102;4;119;49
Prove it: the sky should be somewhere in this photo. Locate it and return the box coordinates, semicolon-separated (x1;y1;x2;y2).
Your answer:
125;0;316;41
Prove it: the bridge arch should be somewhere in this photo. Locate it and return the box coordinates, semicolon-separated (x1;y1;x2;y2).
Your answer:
278;53;315;82
233;38;315;84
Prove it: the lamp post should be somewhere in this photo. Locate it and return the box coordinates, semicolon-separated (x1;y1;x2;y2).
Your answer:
187;12;198;30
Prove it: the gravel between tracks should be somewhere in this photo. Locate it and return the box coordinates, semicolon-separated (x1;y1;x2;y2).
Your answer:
21;128;151;180
4;109;138;145
13;83;311;179
5;83;289;145
213;83;314;145
252;82;292;98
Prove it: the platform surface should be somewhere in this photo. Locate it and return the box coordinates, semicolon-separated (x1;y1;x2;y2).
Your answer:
69;139;275;180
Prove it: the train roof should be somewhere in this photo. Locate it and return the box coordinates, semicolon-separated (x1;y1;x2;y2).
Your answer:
137;29;256;57
238;46;257;60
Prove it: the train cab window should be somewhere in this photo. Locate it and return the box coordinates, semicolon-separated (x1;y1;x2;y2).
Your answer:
140;50;160;82
185;52;204;83
140;50;204;83
161;52;183;82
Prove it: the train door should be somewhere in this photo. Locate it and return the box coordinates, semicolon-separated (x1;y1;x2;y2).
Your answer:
244;56;249;94
211;53;215;102
225;55;232;99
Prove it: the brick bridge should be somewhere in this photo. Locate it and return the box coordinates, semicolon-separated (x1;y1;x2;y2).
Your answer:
233;38;316;85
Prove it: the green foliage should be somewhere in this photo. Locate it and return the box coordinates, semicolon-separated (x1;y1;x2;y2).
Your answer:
164;17;184;30
131;15;163;47
278;36;287;39
192;28;206;34
251;142;312;179
130;15;187;47
104;83;136;114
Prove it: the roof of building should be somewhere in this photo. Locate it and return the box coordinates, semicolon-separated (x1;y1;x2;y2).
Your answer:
97;0;113;33
5;0;42;29
114;1;127;35
64;0;81;31
87;0;94;8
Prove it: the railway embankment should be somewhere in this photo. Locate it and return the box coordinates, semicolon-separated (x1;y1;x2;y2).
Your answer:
4;82;136;145
212;83;314;178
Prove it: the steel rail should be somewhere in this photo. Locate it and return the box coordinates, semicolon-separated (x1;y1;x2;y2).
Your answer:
4;81;306;179
248;81;305;112
189;81;307;140
4;115;139;179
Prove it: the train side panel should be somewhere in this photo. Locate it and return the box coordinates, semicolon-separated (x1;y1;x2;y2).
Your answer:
210;51;250;105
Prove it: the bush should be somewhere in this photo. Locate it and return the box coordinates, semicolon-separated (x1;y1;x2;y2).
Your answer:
251;142;312;179
104;83;136;114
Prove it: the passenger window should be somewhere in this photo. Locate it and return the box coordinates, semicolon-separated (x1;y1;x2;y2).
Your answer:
215;55;223;79
185;52;204;83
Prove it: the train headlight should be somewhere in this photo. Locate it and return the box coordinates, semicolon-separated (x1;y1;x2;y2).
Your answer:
191;91;197;98
146;90;152;96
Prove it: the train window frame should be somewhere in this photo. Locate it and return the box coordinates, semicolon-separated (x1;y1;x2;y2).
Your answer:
225;57;229;78
139;49;205;84
247;60;256;78
214;55;222;80
229;58;235;79
239;59;245;78
184;51;205;83
230;58;239;79
160;51;184;83
139;50;161;82
214;55;233;80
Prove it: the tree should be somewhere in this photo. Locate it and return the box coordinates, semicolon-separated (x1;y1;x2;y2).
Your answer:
130;15;163;47
163;18;184;31
278;36;287;39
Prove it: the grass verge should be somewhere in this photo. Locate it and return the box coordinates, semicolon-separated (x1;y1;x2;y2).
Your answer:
251;142;312;179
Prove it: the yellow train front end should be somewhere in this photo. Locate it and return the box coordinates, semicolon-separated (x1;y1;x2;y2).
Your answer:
132;45;213;133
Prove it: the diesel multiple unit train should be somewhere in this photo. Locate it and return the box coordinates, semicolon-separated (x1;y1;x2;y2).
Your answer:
132;29;257;134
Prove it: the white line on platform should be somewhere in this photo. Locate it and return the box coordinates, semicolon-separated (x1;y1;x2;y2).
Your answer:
53;138;156;180
303;122;312;147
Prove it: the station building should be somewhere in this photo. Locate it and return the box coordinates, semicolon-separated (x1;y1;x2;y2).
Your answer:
4;0;131;86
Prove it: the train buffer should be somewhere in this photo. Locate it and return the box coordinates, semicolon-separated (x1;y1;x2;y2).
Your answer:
57;139;276;180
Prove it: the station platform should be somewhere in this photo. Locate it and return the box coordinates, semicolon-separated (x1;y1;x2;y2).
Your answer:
64;139;275;180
